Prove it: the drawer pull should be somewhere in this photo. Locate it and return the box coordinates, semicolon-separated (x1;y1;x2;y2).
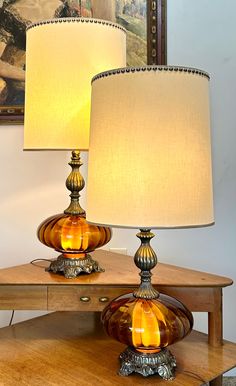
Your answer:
99;297;109;303
80;296;91;303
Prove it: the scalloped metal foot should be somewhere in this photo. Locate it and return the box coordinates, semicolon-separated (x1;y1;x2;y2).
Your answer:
119;347;176;380
46;254;104;278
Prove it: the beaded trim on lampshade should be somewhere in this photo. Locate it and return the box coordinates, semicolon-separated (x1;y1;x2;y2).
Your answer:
92;65;210;83
26;17;126;33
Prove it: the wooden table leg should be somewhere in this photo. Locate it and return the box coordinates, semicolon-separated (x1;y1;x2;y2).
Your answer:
209;375;223;386
208;288;223;386
208;288;223;346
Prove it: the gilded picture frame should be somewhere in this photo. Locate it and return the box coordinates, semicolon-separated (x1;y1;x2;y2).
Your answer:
0;0;166;124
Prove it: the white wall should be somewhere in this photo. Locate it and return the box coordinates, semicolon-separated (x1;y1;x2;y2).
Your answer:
0;0;235;376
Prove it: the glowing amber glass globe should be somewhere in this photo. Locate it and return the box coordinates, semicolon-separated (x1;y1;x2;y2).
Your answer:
102;292;193;353
38;213;112;258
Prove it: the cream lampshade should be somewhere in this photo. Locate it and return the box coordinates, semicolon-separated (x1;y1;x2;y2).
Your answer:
23;18;126;278
86;66;214;379
24;18;126;150
87;66;214;228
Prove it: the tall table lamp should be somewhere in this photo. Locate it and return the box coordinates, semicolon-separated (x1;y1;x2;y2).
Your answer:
24;18;126;278
86;66;214;379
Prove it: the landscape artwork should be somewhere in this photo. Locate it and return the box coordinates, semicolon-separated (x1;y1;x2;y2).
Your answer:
78;0;147;66
0;0;147;121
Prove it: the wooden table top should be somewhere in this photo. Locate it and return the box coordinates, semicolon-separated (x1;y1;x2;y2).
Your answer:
0;250;232;288
0;311;235;385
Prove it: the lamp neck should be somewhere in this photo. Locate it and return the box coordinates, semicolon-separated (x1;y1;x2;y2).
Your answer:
64;150;86;216
133;229;159;299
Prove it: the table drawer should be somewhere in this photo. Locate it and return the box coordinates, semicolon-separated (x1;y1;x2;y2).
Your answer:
48;285;135;311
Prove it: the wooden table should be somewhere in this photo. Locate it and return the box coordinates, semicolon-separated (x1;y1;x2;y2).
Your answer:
0;250;234;385
0;311;235;385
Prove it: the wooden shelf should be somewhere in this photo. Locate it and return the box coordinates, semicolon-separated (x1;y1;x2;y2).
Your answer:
0;312;235;386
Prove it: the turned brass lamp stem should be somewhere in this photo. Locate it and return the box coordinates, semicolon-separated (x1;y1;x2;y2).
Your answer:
64;150;86;216
133;229;159;299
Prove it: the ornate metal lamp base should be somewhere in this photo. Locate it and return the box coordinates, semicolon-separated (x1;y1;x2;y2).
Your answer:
46;254;104;279
119;347;176;380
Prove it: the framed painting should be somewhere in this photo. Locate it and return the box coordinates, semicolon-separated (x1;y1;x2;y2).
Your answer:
0;0;166;124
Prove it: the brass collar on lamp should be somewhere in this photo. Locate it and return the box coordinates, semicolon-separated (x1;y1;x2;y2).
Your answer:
24;18;126;278
86;66;214;379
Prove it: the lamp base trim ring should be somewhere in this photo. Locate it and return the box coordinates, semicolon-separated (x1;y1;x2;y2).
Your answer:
46;254;104;278
119;346;176;379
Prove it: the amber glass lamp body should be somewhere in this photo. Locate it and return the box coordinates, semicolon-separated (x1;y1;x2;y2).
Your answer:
102;293;193;353
38;213;111;259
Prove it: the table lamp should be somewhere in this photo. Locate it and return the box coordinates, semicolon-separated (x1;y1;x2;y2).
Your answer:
86;66;214;379
24;18;126;278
